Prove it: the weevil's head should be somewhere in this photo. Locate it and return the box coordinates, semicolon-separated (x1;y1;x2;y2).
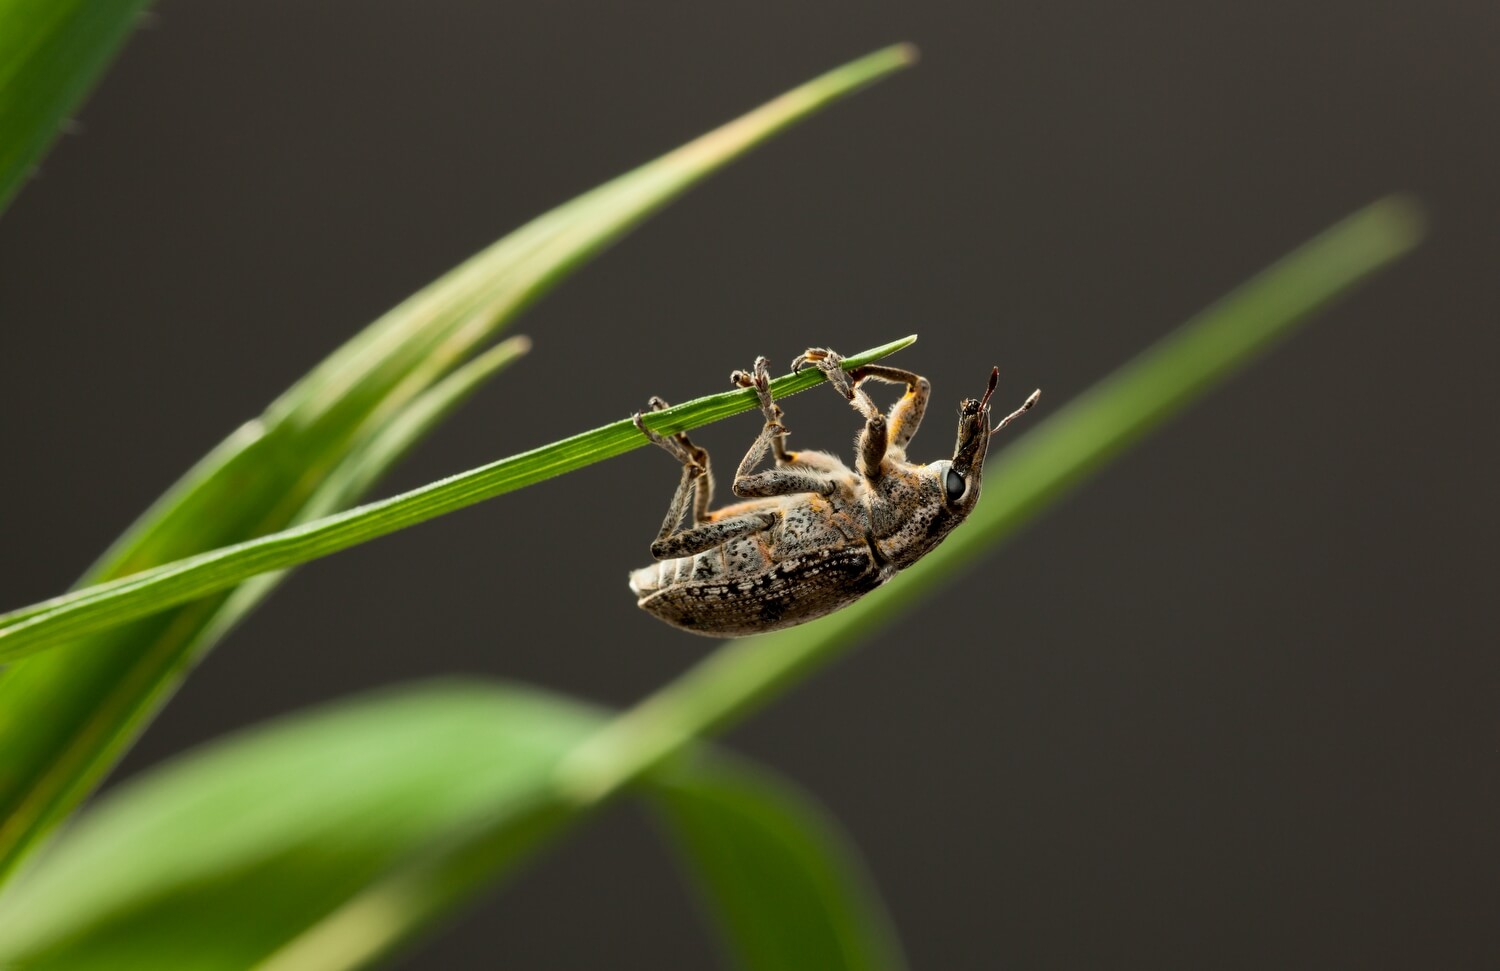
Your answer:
938;368;1040;522
881;369;1039;570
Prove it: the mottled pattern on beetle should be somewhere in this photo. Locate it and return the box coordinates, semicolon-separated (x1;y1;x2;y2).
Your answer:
630;477;868;605
633;544;883;637
868;463;961;568
631;347;1025;636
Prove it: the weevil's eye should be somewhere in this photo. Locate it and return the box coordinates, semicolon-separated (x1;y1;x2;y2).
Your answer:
945;467;965;502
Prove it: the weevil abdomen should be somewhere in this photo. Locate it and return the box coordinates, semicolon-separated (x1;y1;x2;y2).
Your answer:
631;542;884;636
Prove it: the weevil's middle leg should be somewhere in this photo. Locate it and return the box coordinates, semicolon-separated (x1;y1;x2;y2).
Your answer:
729;356;838;499
730;356;794;465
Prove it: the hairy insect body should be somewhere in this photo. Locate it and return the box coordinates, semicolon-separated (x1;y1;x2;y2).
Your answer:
630;455;887;635
630;348;1037;636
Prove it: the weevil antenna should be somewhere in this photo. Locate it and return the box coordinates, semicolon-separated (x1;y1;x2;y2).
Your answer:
978;367;999;412
992;389;1041;434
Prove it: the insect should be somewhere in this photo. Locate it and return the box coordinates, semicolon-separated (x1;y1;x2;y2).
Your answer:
629;346;1040;636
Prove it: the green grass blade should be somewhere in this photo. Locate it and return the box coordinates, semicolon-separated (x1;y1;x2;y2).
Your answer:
0;46;915;883
199;335;532;645
0;337;913;661
0;682;598;970
0;682;902;971
0;0;152;216
650;755;907;971
554;195;1426;804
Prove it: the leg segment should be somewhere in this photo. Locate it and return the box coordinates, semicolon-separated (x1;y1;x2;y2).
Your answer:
634;396;720;559
650;510;778;560
792;347;888;484
729;356;837;498
730;356;794;464
848;364;930;454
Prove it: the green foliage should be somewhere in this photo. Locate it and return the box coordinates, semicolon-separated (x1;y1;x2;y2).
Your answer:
0;682;904;971
0;0;152;214
0;23;1423;971
0;195;1420;970
651;755;907;971
0;44;917;886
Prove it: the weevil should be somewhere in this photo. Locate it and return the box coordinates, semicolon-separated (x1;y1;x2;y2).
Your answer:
629;347;1039;636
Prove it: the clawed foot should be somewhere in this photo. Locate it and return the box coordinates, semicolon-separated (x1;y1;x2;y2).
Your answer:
731;356;786;434
791;346;854;400
633;396;707;471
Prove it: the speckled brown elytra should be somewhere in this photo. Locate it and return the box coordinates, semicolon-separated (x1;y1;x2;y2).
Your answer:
629;347;1039;636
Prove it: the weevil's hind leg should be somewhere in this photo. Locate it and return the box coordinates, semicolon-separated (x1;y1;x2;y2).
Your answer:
848;364;930;456
640;396;716;522
792;347;888;484
650;510;779;560
633;398;718;559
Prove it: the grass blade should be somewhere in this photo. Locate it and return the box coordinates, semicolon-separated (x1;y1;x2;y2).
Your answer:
199;335;532;645
0;336;914;661
0;682;598;970
0;45;916;882
0;0;152;216
0;682;903;971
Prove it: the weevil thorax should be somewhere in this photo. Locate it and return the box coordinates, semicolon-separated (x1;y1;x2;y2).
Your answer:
867;376;995;569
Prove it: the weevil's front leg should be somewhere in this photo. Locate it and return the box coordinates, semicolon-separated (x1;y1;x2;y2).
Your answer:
792;347;888;484
849;364;930;456
729;357;838;499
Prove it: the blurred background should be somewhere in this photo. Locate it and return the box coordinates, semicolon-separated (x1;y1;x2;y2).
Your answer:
1;1;1496;967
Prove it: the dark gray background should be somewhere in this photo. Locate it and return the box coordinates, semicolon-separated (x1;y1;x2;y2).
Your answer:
2;1;1496;967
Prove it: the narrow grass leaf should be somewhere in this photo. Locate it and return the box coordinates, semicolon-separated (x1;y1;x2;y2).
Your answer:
0;336;913;660
201;335;532;645
0;0;153;216
0;46;916;882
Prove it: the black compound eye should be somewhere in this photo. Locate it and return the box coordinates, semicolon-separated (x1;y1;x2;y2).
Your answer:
945;467;965;502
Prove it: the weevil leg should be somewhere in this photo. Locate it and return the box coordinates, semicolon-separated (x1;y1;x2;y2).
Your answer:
650;510;778;560
847;364;930;456
792;347;888;484
634;398;718;555
730;356;795;465
729;356;838;498
640;396;716;522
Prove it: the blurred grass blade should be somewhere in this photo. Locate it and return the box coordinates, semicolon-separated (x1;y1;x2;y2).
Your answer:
201;335;531;644
555;195;1426;803
0;336;914;661
0;0;152;216
650;755;907;971
0;682;598;970
0;682;903;971
0;45;917;883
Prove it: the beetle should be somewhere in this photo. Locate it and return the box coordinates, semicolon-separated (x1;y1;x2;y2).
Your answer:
629;347;1039;636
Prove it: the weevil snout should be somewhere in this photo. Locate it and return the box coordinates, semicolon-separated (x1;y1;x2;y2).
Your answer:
951;368;1039;484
